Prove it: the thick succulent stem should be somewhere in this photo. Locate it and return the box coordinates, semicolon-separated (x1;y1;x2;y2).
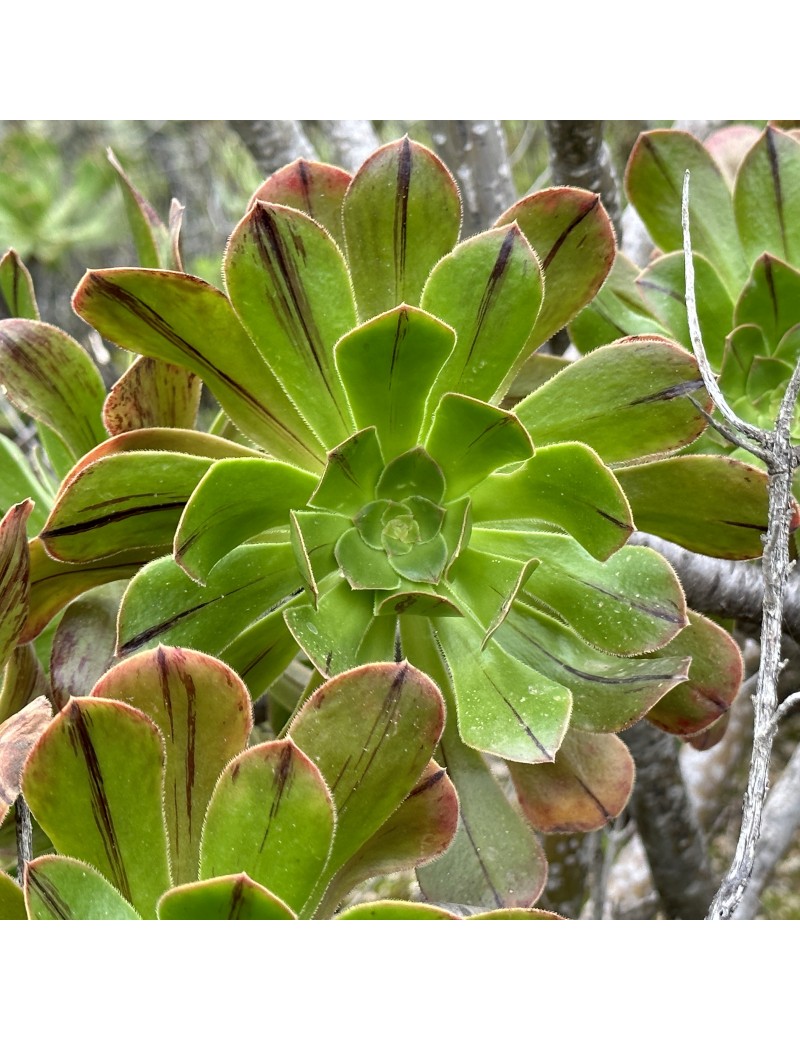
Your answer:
15;793;32;885
318;121;380;172
231;120;317;174
621;723;717;918
544;120;622;236
428;121;517;238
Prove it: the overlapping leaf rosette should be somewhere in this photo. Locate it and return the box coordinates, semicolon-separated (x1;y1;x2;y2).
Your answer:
572;124;800;500
0;139;748;908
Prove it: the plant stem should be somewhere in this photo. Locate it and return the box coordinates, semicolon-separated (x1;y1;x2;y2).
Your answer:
15;794;32;885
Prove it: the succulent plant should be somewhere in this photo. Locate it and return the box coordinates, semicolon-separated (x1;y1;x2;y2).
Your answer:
0;136;760;913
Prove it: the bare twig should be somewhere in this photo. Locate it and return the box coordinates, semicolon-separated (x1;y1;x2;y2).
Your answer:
681;171;800;919
15;794;32;884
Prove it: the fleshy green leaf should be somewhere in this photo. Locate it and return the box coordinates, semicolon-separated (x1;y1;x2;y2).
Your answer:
219;598;304;701
646;610;743;737
474;529;686;655
636;251;734;369
290;510;349;604
718;324;768;402
316;760;458;919
0;500;32;673
91;646;252;885
509;730;635;833
285;578;383;676
425;394;533;500
496;601;690;733
415;683;547;908
625;130;747;294
0;643;49;729
0;319;106;466
225;202;356;448
41;449;218;564
734;126;800;269
495;187;616;349
515;337;711;464
103;356;201;436
444;548;538;647
25;855;141;920
250;158;352;253
174;457;317;581
116;542;299;659
336;901;459;920
0;249;39;319
335;527;401;590
72;269;326;470
22;698;171;919
436;614;572;764
734;253;800;350
335;305;455;460
421;224;543;405
23;537;158;644
0;868;26;919
158;874;296;920
343;137;461;320
617;455;771;560
50;584;123;708
200;740;335;914
0;695;52;823
376;447;445;503
569;253;667;354
288;661;445;902
309;426;385;514
471;441;633;561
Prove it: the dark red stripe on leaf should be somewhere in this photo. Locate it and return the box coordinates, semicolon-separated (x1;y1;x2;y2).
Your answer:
628;379;705;405
393;138;413;295
542;195;600;271
258;743;295;854
65;702;132;902
766;127;789;257
464;226;518;368
27;869;72;919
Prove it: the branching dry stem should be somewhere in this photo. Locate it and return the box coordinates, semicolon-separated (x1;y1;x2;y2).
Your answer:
681;171;800;919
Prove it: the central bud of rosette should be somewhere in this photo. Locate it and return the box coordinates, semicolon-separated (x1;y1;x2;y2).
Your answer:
314;438;469;601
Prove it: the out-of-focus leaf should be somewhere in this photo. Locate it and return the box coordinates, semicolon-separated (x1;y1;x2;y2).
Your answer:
116;543;300;659
25;855;140;920
73;268;326;470
288;661;445;899
50;583;123;709
0;249;39;319
496;601;690;733
0;643;49;727
509;730;635;833
734;126;800;269
103;357;201;436
625;130;747;294
0;433;53;529
158;874;296;920
646;610;743;737
91;645;252;885
343;137;461;320
514;337;711;464
470;441;632;561
501;353;570;408
0;319;106;466
0;695;52;824
636;251;734;368
174;457;317;581
22;697;171;919
336;305;454;461
107;148;169;269
0;500;32;672
225;202;356;448
220;600;303;702
496;187;616;349
467;908;564;920
617;455;771;560
249;158;352;253
421;225;543;405
200;740;334;914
